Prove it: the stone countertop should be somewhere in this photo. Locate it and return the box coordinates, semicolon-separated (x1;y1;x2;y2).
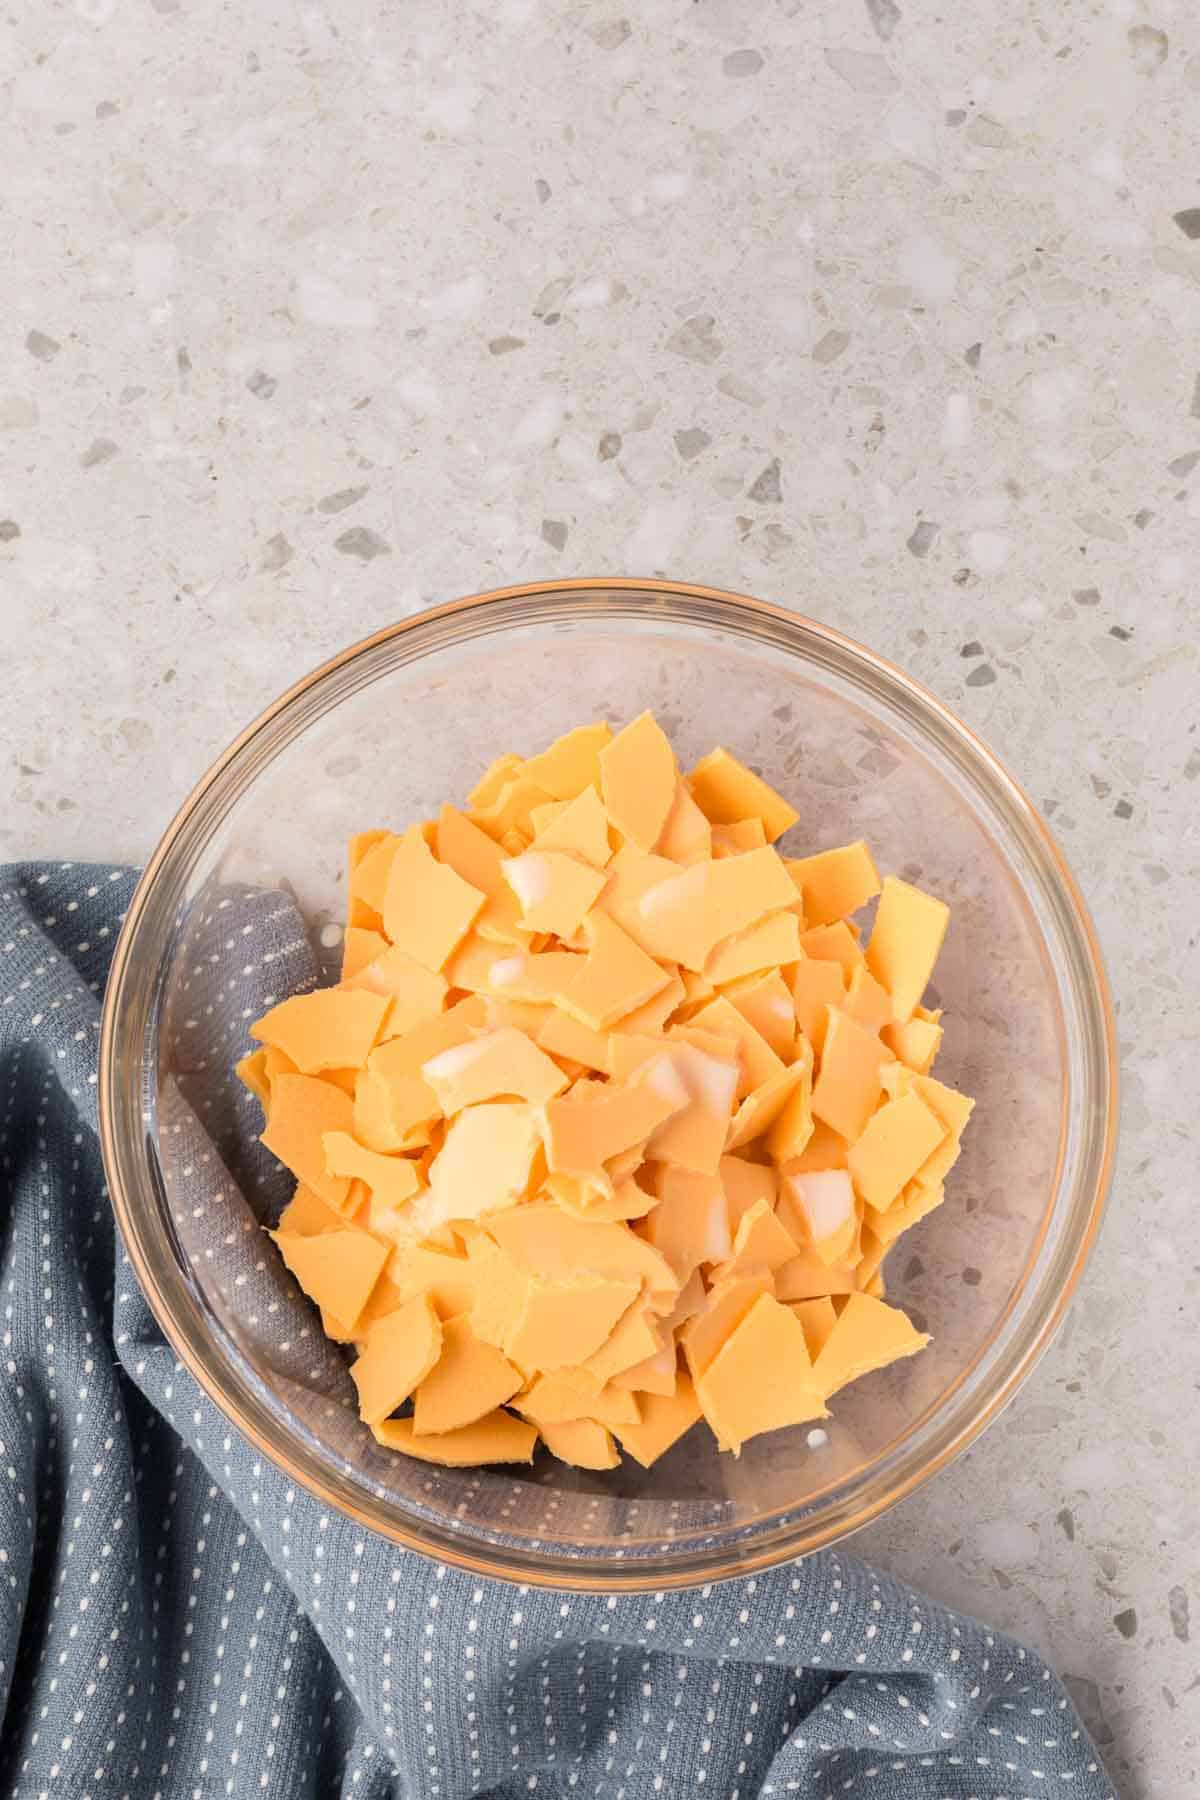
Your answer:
2;4;1196;1792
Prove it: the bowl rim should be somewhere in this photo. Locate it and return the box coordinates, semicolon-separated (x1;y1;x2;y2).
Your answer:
99;577;1119;1589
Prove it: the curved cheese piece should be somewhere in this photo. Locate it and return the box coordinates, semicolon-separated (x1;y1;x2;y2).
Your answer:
412;1314;523;1434
251;987;390;1075
435;804;529;946
517;1372;640;1430
371;1410;538;1465
712;1197;800;1281
542;1073;686;1179
784;840;881;928
688;994;784;1097
539;1418;620;1470
810;1291;929;1399
798;920;865;978
789;956;845;1055
382;825;486;970
600;711;677;850
722;968;796;1061
642;1166;731;1279
687;747;799;843
681;1271;774;1379
881;1007;943;1075
341;925;389;980
865;875;950;1023
350;1292;442;1424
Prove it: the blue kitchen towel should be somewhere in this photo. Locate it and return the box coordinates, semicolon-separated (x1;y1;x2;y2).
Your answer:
0;861;1115;1800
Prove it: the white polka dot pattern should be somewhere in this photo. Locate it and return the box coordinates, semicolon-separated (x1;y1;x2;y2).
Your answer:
0;865;1117;1799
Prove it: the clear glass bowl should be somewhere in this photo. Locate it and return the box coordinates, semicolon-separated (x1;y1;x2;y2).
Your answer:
100;581;1117;1590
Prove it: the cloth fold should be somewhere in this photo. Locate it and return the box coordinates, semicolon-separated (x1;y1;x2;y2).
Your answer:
0;862;1115;1799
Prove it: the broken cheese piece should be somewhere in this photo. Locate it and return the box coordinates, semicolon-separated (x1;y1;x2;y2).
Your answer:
705;910;803;986
261;1073;355;1210
345;946;449;1036
413;1103;540;1232
695;1293;825;1453
687;747;799;843
523;721;611;800
506;1273;641;1371
681;1271;774;1378
421;1027;568;1111
810;1009;893;1142
272;1225;387;1331
412;1314;523;1434
789;957;845;1054
539;1417;620;1470
846;1089;947;1212
371;1410;537;1465
865;875;950;1023
600;710;677;850
784;840;881;928
322;1131;422;1210
530;784;613;867
612;1374;702;1468
881;1008;944;1075
542;1072;686;1178
810;1291;929;1399
636;848;797;972
658;780;713;865
350;1293;442;1424
560;911;673;1031
502;850;608;939
251;987;390;1074
382;825;486;970
791;1296;839;1359
713;1197;800;1280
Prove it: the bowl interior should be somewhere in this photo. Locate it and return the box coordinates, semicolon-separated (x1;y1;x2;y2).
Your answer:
119;592;1102;1585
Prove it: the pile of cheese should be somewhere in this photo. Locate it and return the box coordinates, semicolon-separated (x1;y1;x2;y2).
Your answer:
238;713;973;1472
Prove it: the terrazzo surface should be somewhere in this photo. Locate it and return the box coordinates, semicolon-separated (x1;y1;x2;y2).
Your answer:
2;3;1197;1794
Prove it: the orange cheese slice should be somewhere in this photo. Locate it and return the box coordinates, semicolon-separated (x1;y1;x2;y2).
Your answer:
371;1410;538;1465
764;1050;815;1163
523;720;611;800
388;1241;478;1317
486;1203;679;1302
584;1297;664;1384
345;946;449;1037
530;784;613;867
798;920;865;978
518;1373;639;1430
784;840;881;928
612;1374;702;1467
641;1166;731;1279
703;910;802;987
788;1117;850;1173
276;1181;344;1237
881;1008;943;1075
726;1052;809;1153
846;1089;947;1211
842;964;893;1032
722;968;796;1061
348;831;400;924
719;1155;777;1232
560;912;674;1030
468;752;523;811
810;1008;892;1141
414;1103;540;1231
688;994;784;1097
535;1007;611;1072
272;1225;387;1329
713;1196;800;1280
251;987;390;1075
435;804;529;946
774;1251;858;1302
501;850;608;938
657;1266;707;1334
687;747;799;843
421;1027;568;1112
236;1049;272;1110
382;826;486;970
466;1236;532;1350
341;925;389;980
791;1296;839;1359
412;1314;523;1434
350;1292;442;1424
469;773;556;843
681;1271;774;1378
610;969;686;1036
711;818;768;857
353;1065;438;1154
882;1069;974;1191
694;1294;825;1453
636;848;797;972
610;1341;677;1396
322;1131;422;1209
777;1169;859;1267
644;1042;739;1175
542;1072;686;1178
506;1273;641;1371
600;711;678;850
486;949;585;1006
327;1269;406;1346
865;875;950;1023
539;1418;620;1470
261;1073;355;1209
658;780;713;865
810;1291;929;1398
856;1225;888;1287
867;1178;945;1244
789;957;845;1054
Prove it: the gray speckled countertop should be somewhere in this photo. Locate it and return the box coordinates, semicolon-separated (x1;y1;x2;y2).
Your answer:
3;3;1197;1792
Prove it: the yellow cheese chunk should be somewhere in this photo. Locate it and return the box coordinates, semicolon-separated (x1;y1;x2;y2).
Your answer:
687;747;799;843
535;1007;611;1072
435;804;530;946
530;784;613;867
719;1155;777;1232
658;780;713;865
641;1166;731;1279
881;1069;974;1191
470;774;556;843
350;1293;442;1424
704;910;803;985
518;1373;640;1430
348;831;399;924
388;1241;479;1317
356;997;488;1150
468;752;524;811
695;1294;825;1453
412;1314;523;1434
523;721;611;800
842;964;893;1032
322;1131;422;1209
810;1291;929;1398
539;1418;620;1470
789;957;845;1054
236;1049;271;1110
261;1073;355;1209
560;911;674;1031
774;1251;859;1301
251;987;390;1075
868;1178;946;1245
846;1090;947;1211
612;1374;702;1468
788;1117;850;1173
645;1042;739;1175
421;1027;568;1113
711;818;768;857
688;994;784;1097
810;1009;892;1142
413;1103;540;1232
791;1296;839;1359
777;1169;860;1268
610;1341;677;1396
542;1072;686;1178
798;920;865;978
506;1273;641;1372
713;1197;800;1280
382;825;486;971
784;840;881;928
865;875;950;1023
600;711;678;851
276;1181;344;1237
487;1203;679;1300
635;849;797;972
345;946;449;1037
881;1009;944;1075
466;1237;532;1350
610;969;686;1036
722;969;796;1062
584;1298;664;1384
486;949;585;1006
501;850;608;939
726;1056;809;1153
764;1051;815;1163
330;1270;407;1347
341;925;389;980
597;842;681;952
681;1271;774;1378
272;1225;387;1330
371;1410;538;1466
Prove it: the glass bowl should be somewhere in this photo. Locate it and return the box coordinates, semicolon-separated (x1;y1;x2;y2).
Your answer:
99;581;1117;1590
